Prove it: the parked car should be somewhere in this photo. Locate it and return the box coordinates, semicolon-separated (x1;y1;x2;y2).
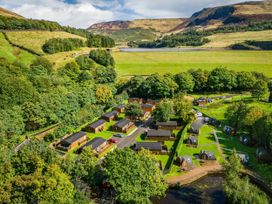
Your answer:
113;133;126;138
108;138;117;143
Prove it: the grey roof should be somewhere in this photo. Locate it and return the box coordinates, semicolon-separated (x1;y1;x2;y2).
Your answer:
79;137;106;152
156;121;177;127
102;110;118;118
200;150;215;158
89;119;106;129
147;129;172;137
135;142;162;151
60;131;86;146
114;118;131;128
190;118;204;133
115;104;125;109
142;103;154;108
178;156;193;164
188;136;198;144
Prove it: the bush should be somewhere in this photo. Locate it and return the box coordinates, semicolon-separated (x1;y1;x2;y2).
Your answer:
89;49;115;67
42;38;84;54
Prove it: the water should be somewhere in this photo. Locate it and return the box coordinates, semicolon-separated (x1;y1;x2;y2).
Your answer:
119;48;214;52
153;175;226;204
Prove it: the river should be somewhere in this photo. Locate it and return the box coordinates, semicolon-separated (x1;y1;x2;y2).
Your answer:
153;175;226;204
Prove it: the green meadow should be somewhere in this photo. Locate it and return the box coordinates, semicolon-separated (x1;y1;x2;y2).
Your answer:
113;50;272;77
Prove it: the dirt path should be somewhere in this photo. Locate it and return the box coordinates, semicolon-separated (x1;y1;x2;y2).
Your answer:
167;162;223;185
213;129;226;161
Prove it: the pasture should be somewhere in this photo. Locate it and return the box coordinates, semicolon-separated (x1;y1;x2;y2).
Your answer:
5;31;86;55
113;50;272;77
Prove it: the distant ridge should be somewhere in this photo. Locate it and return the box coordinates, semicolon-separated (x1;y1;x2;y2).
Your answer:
0;7;24;18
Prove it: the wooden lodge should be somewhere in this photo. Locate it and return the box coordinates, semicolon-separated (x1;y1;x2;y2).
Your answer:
84;119;106;133
156;121;178;131
199;150;216;160
146;99;160;106
101;110;119;122
128;97;143;104
142;103;155;112
176;156;193;170
112;118;134;133
77;137;107;155
146;129;176;141
189;118;204;135
134;142;168;155
186;136;198;147
193;97;208;107
57;131;87;151
140;111;151;121
113;104;126;113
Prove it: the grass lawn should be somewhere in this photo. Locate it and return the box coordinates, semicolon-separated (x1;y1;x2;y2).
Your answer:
113;50;272;77
6;31;86;55
0;32;36;66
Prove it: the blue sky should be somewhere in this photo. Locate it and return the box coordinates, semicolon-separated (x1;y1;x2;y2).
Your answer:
0;0;259;28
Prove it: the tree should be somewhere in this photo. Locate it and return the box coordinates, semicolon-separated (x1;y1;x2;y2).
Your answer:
241;106;263;133
152;100;173;122
224;102;247;130
125;102;143;120
251;80;269;100
188;69;209;92
102;148;167;203
208;68;237;91
125;76;145;97
75;55;96;70
60;61;81;80
94;66;117;83
174;72;195;93
31;57;53;75
89;49;115;67
95;85;113;105
173;94;193;122
236;71;256;91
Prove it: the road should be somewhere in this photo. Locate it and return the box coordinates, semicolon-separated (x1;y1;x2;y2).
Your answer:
117;117;153;149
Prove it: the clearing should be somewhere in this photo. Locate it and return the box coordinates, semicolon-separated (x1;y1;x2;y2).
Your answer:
5;31;86;55
113;50;272;77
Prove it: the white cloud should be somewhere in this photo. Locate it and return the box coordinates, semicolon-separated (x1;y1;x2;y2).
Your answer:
0;0;260;28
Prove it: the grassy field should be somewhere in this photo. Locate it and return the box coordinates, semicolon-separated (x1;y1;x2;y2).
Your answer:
203;30;272;48
5;31;86;55
0;32;36;65
113;50;272;77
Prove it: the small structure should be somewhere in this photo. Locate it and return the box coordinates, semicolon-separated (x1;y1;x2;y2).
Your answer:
193;97;208;107
146;129;175;141
189;118;204;135
156;121;178;131
101;110;119;122
146;99;160;106
236;153;249;164
134;142;168;154
223;126;236;136
113;104;126;113
208;118;220;127
84;119;106;133
112;118;134;133
186;136;198;147
176;156;193;170
240;135;254;146
256;147;272;163
77;137;107;155
142;103;155;112
199;150;216;160
57;131;87;151
128;97;143;104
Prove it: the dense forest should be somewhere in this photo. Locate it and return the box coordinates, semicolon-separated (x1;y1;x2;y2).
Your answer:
129;21;272;48
42;38;85;54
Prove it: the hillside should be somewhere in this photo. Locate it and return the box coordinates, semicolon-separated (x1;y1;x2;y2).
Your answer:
89;1;272;44
0;7;23;18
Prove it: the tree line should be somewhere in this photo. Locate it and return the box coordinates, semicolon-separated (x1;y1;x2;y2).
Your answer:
0;49;120;144
123;68;271;100
231;40;272;50
42;38;85;54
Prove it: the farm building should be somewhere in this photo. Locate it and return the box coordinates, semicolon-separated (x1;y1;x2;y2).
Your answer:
113;104;126;113
146;129;176;141
128;97;143;104
146;99;160;106
134;142;168;154
176;156;193;170
142;103;155;112
156;121;178;131
256;147;272;163
199;150;216;160
186;136;198;147
101;110;119;122
57;131;87;151
77;137;107;155
84;119;106;133
189;118;204;135
112;118;134;133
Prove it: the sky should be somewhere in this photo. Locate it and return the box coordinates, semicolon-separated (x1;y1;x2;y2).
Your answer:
0;0;259;28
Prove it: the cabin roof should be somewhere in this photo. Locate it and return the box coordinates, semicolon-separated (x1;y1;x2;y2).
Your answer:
60;131;86;146
142;103;154;108
188;136;198;143
89;119;106;129
135;142;162;151
114;118;131;128
79;137;106;152
156;121;177;127
190;118;204;133
102;110;118;118
147;129;172;137
115;104;125;109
